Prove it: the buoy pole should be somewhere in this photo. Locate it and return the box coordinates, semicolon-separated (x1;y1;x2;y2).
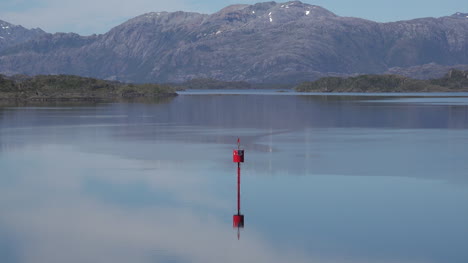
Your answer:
232;138;245;238
237;162;241;215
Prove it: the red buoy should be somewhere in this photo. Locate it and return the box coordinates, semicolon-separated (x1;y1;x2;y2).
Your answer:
233;214;244;227
233;138;245;239
233;149;244;163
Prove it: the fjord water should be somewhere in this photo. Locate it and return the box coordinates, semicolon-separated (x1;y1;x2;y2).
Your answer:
1;91;468;263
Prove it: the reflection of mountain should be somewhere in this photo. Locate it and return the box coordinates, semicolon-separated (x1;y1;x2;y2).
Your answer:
0;98;176;153
2;94;467;132
159;94;468;130
2;94;468;183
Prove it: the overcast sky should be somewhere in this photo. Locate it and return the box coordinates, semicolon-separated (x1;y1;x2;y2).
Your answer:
0;0;466;35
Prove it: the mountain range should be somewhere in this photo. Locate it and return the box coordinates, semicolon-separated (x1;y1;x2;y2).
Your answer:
0;1;467;84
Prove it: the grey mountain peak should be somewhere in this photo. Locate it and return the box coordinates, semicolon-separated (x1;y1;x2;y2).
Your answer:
0;20;46;53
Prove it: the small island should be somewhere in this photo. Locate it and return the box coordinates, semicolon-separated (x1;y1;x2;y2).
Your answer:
295;69;468;93
0;74;178;101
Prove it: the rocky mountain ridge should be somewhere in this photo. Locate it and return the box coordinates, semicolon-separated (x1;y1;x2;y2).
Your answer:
0;19;46;51
0;1;467;84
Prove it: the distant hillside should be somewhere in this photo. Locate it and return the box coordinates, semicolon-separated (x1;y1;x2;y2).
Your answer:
295;69;468;92
0;1;467;83
0;74;177;101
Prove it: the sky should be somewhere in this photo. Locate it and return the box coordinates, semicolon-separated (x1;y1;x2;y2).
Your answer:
0;0;466;35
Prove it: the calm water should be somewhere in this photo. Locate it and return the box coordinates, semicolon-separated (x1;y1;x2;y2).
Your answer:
1;91;468;263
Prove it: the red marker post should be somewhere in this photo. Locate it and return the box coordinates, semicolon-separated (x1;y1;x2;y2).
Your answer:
233;138;245;238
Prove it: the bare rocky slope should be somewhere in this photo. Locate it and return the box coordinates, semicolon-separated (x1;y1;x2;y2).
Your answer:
0;1;467;84
0;20;46;53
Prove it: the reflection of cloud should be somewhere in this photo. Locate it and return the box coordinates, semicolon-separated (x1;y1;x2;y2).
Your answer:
6;204;313;263
0;145;314;263
1;140;455;263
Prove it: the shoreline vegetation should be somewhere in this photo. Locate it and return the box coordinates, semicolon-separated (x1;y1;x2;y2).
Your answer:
1;69;468;101
295;69;468;93
0;74;178;101
176;69;468;92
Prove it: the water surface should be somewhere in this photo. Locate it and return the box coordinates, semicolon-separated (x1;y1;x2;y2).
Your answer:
1;91;468;263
